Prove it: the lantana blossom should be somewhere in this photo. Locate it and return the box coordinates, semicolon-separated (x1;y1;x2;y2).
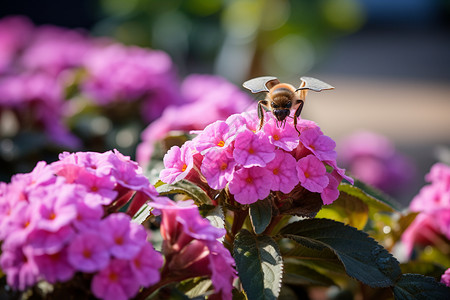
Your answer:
159;110;352;205
160;143;195;184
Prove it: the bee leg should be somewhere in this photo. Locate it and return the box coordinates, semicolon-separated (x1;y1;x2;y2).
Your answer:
257;100;268;130
293;100;304;135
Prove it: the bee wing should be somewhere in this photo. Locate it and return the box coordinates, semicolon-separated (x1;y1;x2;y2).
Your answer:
242;76;279;93
297;77;334;92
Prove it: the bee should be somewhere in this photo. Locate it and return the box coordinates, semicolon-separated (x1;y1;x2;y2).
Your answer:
242;76;334;135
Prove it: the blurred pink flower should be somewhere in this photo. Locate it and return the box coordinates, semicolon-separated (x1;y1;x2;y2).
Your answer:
92;259;141;300
201;148;237;190
402;163;450;256
136;74;253;166
33;248;75;284
0;72;80;147
81;44;180;122
441;268;450;287
0;16;33;74
338;130;414;194
150;198;236;299
20;25;91;76
130;243;163;287
67;231;110;272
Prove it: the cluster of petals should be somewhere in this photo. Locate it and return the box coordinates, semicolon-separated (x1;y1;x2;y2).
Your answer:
0;150;163;299
150;197;236;300
338;130;415;195
160;110;353;205
402;163;450;256
136;74;254;166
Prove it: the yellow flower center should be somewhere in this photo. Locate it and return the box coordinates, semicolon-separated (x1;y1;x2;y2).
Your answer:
304;171;310;178
273;134;280;141
248;148;255;154
273;168;279;175
181;163;187;172
217;140;225;147
220;162;228;171
246;177;253;184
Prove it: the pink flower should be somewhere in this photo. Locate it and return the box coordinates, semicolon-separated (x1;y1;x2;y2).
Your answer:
75;170;117;206
228;167;273;204
130;243;163;287
207;241;237;300
299;127;336;162
265;150;298;193
0;246;38;290
193;120;239;154
100;214;147;260
321;171;341;205
441;268;450;287
27;226;75;255
401;213;442;257
67;231;110;273
160;144;194;184
92;259;140;300
33;248;75;284
263;118;299;151
233;129;275;168
296;155;329;193
201;148;237;190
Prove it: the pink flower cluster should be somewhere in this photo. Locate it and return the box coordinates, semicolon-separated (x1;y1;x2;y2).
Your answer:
151;198;236;299
0;150;163;300
338;131;415;195
402;163;450;256
81;44;181;122
160;110;353;205
136;74;253;166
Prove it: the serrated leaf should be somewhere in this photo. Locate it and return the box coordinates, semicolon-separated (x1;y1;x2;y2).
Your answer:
393;274;450;299
281;243;346;275
339;181;402;213
283;262;336;286
156;180;211;204
250;197;272;234
400;261;447;281
280;218;401;288
234;230;283;300
316;193;369;229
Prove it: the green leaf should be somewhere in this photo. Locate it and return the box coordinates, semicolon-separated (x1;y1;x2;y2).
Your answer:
178;277;213;298
281;242;346;275
234;230;283;300
280;218;401;288
250;197;272;234
400;261;447;281
339;181;403;213
393;274;450;299
283;262;336;286
316;193;369;229
156;180;211;204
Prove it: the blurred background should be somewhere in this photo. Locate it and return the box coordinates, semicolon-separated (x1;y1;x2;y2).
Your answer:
1;0;449;204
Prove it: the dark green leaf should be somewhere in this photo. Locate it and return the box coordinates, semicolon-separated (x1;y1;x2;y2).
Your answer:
234;230;283;300
281;242;346;275
156;180;211;204
250;197;272;234
393;274;450;300
283;262;336;286
400;261;447;281
280;218;401;287
339;181;402;212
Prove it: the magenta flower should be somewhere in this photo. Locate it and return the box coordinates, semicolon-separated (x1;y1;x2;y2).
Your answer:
160;144;194;184
233;129;275;168
201;148;237;190
92;259;140;300
296;155;329;193
263;118;299;151
265;150;298;193
193;120;239;154
441;268;450;287
130;243;163;287
33;248;75;284
100;214;147;260
27;226;75;255
321;171;341;205
67;231;110;273
72;200;103;231
0;246;38;290
228;167;273;204
207;241;237;300
299;127;337;162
